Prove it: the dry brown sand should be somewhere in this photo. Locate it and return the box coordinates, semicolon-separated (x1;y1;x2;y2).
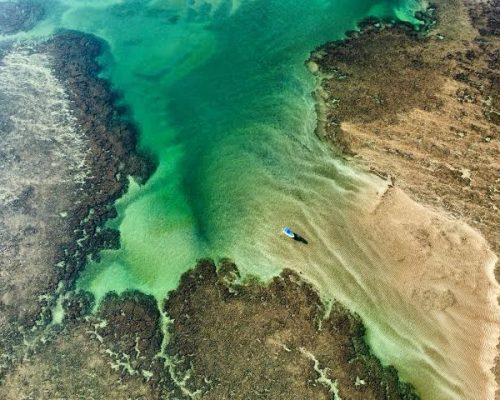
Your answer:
352;185;499;399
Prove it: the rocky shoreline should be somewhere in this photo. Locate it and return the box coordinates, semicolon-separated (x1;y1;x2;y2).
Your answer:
36;30;156;324
0;260;419;399
309;0;499;257
0;30;155;379
309;6;438;154
39;31;156;293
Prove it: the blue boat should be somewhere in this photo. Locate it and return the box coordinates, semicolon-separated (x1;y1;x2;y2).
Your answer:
282;227;308;244
282;227;295;238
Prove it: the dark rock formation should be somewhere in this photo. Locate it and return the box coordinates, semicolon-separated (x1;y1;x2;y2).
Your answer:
0;31;155;380
98;291;163;366
163;259;419;399
310;6;439;146
0;258;419;399
62;291;95;323
467;0;500;36
37;31;156;291
93;290;175;399
0;1;44;35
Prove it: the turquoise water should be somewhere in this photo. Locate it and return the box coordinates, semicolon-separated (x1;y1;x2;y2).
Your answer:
47;0;422;301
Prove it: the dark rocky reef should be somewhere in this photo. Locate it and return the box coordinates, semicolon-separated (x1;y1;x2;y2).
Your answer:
61;291;95;323
95;290;177;398
97;291;163;368
0;30;156;381
0;1;44;35
0;259;419;399
37;31;156;295
163;259;419;399
0;318;157;399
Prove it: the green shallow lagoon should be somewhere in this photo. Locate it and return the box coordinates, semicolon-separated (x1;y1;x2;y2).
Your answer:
51;0;422;300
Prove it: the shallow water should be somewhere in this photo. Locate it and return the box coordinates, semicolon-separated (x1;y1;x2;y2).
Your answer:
27;0;420;300
79;0;416;289
9;0;493;398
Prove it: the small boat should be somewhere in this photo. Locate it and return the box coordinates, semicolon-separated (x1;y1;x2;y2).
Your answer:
282;227;295;238
282;227;308;244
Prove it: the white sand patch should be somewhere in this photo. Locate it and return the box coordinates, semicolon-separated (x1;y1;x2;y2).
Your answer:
0;43;91;328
